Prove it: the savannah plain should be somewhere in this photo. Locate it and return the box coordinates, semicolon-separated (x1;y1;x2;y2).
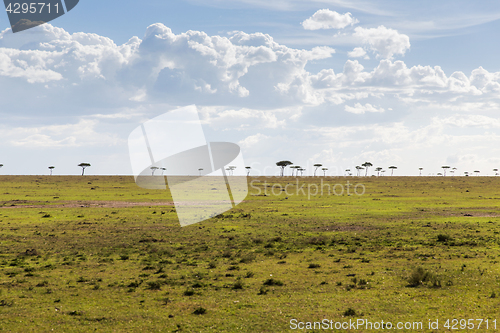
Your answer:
0;175;499;332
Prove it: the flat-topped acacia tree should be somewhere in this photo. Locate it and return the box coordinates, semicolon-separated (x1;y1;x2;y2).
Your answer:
362;162;373;176
313;164;322;177
276;161;292;177
78;163;91;176
49;166;55;175
388;165;397;176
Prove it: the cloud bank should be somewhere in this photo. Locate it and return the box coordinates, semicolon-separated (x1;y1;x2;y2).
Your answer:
1;20;500;175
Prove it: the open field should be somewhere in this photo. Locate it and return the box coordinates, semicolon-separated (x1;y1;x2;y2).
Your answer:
1;175;500;332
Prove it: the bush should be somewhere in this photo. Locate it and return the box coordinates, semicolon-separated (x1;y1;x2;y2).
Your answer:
263;278;283;286
258;286;268;295
407;267;441;288
244;271;254;278
232;280;244;290
193;307;206;315
146;281;162;290
343;308;356;316
308;263;321;269
127;281;141;288
437;234;453;242
184;289;195;296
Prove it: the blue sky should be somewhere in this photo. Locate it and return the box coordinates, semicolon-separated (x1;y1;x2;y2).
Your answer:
2;0;500;176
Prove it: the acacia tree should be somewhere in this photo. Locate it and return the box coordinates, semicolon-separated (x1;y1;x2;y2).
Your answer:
451;167;457;176
464;171;469;176
322;167;328;176
355;166;364;177
493;168;498;176
313;164;322;177
388;165;397;176
441;165;450;176
345;169;350;176
299;168;305;176
78;163;91;176
151;166;159;176
198;168;203;176
362;162;373;176
276;161;292;176
419;167;423;176
474;170;480;176
0;164;3;168
291;165;301;177
245;166;251;176
227;166;236;176
375;167;382;176
48;166;55;176
161;168;166;175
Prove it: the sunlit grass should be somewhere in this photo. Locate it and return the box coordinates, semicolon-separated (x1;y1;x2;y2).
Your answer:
0;175;499;331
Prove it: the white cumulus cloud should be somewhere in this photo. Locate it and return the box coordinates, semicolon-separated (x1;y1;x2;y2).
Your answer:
302;9;358;30
353;25;410;59
347;47;369;59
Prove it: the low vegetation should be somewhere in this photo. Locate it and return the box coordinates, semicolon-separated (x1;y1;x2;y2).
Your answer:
0;175;499;332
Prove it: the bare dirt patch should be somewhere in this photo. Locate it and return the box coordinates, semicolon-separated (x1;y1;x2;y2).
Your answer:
0;200;175;209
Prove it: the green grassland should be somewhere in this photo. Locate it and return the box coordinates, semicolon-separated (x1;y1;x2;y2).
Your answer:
0;175;500;332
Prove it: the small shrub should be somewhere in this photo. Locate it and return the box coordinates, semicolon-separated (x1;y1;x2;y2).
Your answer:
244;271;254;278
232;280;244;290
193;307;206;315
343;308;356;316
67;311;84;316
408;267;440;288
239;254;256;264
258;286;268;295
308;263;321;269
127;281;141;288
208;262;217;269
184;289;195;296
36;280;48;287
263;278;283;286
146;281;162;290
437;234;453;242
